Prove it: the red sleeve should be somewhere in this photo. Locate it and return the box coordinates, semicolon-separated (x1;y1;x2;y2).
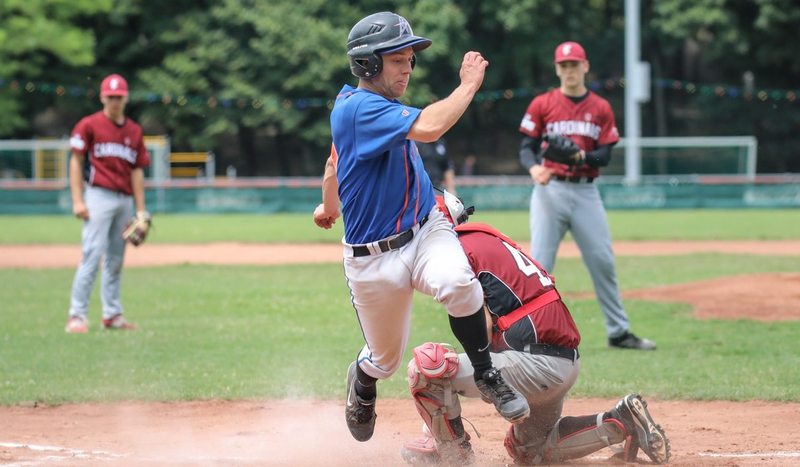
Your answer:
69;117;91;155
519;96;544;138
597;99;620;146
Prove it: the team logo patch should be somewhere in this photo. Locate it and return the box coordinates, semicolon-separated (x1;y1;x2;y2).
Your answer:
584;113;593;121
125;137;131;146
110;78;120;90
401;108;410;117
520;114;535;132
69;134;86;151
561;44;572;57
397;17;413;36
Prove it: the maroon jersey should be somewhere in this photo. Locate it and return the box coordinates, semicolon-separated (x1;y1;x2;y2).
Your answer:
69;111;149;195
519;88;619;178
455;223;580;351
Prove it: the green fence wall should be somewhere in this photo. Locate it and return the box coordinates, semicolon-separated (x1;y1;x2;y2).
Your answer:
1;182;799;215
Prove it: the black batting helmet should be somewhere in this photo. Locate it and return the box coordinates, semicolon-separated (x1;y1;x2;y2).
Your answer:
347;12;432;79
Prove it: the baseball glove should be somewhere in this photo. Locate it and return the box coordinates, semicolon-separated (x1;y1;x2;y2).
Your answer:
542;134;583;165
122;211;152;247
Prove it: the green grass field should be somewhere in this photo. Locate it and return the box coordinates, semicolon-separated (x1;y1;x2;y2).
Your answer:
1;210;798;405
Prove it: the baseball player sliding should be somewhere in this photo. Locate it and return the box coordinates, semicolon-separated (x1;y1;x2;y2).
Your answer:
65;74;150;334
519;42;656;350
314;11;528;444
400;194;670;465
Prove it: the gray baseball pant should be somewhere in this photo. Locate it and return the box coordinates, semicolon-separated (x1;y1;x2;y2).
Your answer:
68;185;133;320
528;181;630;338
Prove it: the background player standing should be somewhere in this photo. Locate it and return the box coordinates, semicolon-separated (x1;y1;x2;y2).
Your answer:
64;73;150;334
400;195;670;465
313;11;528;443
416;138;456;194
518;42;655;350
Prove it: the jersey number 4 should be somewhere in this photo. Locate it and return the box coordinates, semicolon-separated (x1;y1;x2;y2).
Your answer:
502;241;553;287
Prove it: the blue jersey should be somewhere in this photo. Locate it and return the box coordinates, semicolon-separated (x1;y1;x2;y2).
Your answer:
331;84;435;244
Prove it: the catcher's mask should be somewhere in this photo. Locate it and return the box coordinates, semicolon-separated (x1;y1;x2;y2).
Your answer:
435;190;475;226
347;11;432;79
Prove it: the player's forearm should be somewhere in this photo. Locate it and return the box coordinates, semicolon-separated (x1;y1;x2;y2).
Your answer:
584;144;613;167
519;136;543;170
321;156;340;213
69;153;85;204
409;83;479;143
131;168;146;212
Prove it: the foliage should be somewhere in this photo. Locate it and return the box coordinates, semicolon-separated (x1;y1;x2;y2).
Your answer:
0;0;111;134
1;0;799;173
136;2;344;149
650;0;800;84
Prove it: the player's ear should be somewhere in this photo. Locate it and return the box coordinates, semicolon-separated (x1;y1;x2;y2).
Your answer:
583;60;590;73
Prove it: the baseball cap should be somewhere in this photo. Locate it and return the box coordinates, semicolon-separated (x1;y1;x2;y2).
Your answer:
554;41;587;63
100;74;129;97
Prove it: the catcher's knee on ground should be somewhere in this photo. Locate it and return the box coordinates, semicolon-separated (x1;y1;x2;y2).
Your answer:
407;342;466;443
504;414;627;464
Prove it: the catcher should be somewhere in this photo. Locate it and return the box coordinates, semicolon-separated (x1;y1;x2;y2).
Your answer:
400;193;671;465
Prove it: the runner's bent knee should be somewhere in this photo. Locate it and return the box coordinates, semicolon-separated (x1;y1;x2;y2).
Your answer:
440;276;484;318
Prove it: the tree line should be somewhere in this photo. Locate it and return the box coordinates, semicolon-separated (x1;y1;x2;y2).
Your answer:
1;0;798;176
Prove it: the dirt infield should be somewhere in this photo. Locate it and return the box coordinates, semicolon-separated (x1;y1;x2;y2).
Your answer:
3;398;800;466
2;240;798;465
2;239;800;269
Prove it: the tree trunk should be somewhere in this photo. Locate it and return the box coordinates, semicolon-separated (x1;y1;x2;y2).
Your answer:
275;132;291;176
238;126;258;175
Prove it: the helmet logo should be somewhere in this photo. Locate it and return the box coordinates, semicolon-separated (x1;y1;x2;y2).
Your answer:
397;17;413;37
366;24;385;35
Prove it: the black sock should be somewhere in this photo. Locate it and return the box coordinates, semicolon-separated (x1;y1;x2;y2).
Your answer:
448;308;492;380
355;365;377;401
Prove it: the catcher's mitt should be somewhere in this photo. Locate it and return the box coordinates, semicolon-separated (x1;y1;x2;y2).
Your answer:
122;211;152;247
541;134;584;165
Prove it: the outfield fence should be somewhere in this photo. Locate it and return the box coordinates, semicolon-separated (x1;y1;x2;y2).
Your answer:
1;175;799;214
1;135;797;213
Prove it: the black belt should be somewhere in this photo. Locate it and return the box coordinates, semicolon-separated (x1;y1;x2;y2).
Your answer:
553;175;594;183
351;214;429;257
523;343;579;361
